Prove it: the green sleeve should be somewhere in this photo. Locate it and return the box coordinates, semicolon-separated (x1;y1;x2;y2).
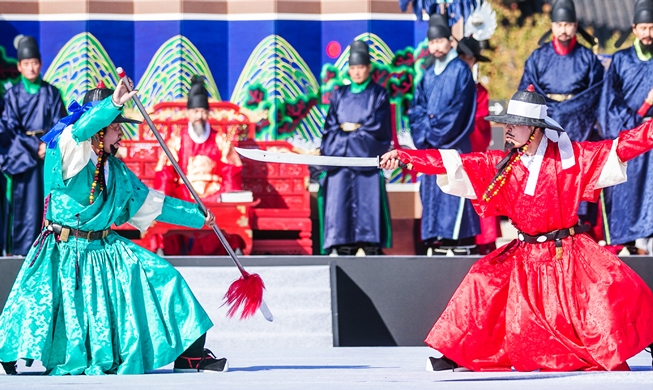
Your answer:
156;197;206;229
71;97;122;143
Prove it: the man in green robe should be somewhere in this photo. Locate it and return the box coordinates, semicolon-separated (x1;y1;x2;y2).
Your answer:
0;79;227;375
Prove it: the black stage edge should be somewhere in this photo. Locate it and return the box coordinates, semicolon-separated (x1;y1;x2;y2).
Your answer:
2;256;653;346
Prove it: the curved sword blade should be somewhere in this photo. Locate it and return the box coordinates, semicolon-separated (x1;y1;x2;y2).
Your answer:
235;147;380;168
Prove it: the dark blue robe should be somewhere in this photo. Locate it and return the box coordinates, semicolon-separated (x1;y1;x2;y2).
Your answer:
598;47;653;245
409;58;479;242
0;80;65;255
519;42;604;142
319;81;392;251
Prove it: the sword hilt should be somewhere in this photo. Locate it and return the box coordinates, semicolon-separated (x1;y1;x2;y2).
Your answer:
377;155;411;170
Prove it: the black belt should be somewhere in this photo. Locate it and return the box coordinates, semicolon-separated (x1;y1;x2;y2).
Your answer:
517;223;590;258
45;220;110;242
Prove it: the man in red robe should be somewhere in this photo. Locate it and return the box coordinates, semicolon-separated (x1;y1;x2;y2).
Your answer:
380;87;653;371
154;75;244;255
458;36;501;255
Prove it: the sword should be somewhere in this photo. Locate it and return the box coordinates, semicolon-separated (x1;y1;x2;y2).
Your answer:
235;147;408;168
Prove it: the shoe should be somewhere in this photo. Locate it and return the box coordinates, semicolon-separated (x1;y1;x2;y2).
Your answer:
355;248;366;257
1;361;17;375
426;356;459;372
329;248;339;257
174;349;228;373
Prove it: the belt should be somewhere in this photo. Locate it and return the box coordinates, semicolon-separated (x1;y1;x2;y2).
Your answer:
517;223;590;258
25;130;45;136
45;220;110;242
546;93;575;102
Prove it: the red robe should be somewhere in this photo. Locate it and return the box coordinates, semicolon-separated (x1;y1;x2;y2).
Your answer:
469;83;500;247
397;120;653;371
153;126;244;255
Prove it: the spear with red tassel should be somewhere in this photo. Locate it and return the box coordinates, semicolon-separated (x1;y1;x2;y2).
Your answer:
116;67;273;322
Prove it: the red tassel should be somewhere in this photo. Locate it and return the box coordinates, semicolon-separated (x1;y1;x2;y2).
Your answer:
223;272;265;319
526;84;535;92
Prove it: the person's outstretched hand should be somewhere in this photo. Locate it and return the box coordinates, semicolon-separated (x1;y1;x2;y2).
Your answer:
204;210;216;227
379;150;400;170
112;77;138;106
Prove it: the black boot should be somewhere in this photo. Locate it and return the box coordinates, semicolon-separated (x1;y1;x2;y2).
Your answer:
426;356;459;371
1;361;17;375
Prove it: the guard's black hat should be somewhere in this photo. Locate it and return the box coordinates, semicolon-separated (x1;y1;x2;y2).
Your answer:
348;40;371;66
16;36;41;61
83;81;142;124
427;14;451;40
551;0;577;23
187;75;209;110
459;36;490;62
634;0;653;24
485;85;564;132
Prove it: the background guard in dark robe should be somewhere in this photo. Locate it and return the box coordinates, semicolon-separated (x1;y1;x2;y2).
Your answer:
598;0;653;249
519;0;605;229
0;36;65;255
318;40;392;256
409;14;479;255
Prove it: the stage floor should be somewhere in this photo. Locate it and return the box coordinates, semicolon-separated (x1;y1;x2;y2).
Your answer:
2;347;652;389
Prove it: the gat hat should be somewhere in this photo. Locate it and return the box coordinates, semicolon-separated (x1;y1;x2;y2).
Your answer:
634;0;653;24
486;85;575;169
348;40;371;66
459;36;490;62
15;36;40;61
551;0;576;23
83;81;141;124
427;14;451;41
485;85;563;132
187;75;209;110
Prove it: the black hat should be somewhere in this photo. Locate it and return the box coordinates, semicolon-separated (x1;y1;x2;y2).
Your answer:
82;81;141;124
427;14;451;40
348;40;371;66
187;75;209;110
634;0;653;24
485;85;564;132
16;36;40;61
551;0;576;23
459;37;490;62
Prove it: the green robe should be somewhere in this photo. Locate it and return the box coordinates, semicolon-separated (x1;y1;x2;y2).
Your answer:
0;97;213;375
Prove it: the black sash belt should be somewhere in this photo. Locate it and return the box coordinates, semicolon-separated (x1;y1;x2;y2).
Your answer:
45;220;110;242
517;223;590;258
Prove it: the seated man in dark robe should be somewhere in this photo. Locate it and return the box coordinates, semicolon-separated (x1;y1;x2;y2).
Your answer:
319;40;392;256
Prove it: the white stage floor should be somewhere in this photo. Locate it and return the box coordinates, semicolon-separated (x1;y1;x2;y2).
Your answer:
1;347;652;389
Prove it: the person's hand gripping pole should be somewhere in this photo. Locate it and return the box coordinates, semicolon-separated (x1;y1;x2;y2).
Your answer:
115;67;273;322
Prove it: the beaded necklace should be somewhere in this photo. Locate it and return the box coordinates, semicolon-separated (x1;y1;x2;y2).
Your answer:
90;129;107;204
482;132;536;202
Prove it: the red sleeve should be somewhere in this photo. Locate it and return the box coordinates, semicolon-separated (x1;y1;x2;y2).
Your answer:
616;119;653;162
396;149;445;175
637;101;652;118
220;164;243;192
153;164;179;196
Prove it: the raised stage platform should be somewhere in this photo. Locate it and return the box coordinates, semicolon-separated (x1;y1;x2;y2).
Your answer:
2;255;653;349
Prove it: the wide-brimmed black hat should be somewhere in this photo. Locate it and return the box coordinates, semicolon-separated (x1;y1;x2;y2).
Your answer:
459;37;490;62
427;14;451;40
348;40;371;66
16;35;40;61
634;0;653;24
551;0;576;22
83;81;141;124
485;86;564;132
